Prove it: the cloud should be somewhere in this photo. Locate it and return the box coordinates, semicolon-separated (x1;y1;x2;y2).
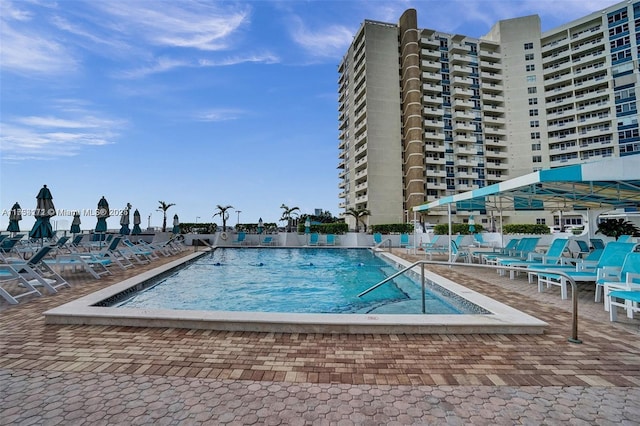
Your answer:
288;16;354;58
0;2;78;75
93;1;251;51
195;109;246;122
0;105;124;161
118;52;279;79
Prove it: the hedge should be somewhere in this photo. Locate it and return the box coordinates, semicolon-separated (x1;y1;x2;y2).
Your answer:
369;223;414;234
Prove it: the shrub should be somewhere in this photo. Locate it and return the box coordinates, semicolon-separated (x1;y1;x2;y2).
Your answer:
503;224;550;234
370;223;415;234
433;223;484;235
596;219;640;240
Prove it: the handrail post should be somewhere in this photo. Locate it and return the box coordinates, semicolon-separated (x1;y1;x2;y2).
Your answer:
358;259;582;344
421;263;426;314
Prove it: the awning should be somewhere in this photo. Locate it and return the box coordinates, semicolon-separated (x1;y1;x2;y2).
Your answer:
414;157;640;213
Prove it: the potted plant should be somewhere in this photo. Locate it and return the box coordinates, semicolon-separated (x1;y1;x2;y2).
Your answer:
595;218;640;240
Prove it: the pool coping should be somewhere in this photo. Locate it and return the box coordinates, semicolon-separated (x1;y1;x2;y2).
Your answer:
44;248;548;334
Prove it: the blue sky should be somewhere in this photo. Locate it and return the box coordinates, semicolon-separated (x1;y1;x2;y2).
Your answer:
0;0;615;232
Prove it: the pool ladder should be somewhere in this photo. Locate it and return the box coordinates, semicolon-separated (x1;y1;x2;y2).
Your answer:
358;260;583;344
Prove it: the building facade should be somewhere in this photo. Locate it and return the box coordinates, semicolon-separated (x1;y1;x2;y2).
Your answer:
337;1;640;231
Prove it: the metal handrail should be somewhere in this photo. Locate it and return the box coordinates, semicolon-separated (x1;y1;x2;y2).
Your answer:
372;238;392;252
358;259;582;344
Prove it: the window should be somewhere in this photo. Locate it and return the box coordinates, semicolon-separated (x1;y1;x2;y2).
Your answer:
530;120;540;128
528;98;538;105
616;102;638;114
532;155;542;163
610;36;630;50
531;143;541;151
529;109;539;117
527;76;537;82
524;42;534;50
531;132;540;139
607;9;627;25
528;87;537;94
526;64;535;72
525;53;534;60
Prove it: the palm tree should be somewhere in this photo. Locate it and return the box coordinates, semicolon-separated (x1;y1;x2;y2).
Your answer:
345;208;370;232
157;201;176;232
280;204;300;232
213;205;234;231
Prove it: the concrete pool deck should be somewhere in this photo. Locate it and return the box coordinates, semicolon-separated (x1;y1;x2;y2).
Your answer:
1;246;639;424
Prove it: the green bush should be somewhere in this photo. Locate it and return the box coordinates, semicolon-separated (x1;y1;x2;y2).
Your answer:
503;224;550;234
370;223;414;234
179;222;218;234
296;222;349;234
433;223;484;235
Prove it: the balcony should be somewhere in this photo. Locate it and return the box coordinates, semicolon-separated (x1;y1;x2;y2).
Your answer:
423;106;444;117
424;95;444;105
421;60;440;71
453;87;474;98
479;50;500;60
453;134;475;143
425;131;445;141
454;99;474;109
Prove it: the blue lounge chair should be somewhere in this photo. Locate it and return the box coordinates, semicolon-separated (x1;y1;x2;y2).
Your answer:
574;240;591;258
373;233;382;246
260;236;275;246
450;240;471;263
476;238;521;264
232;232;246;245
537;242;638;300
498;238;569;280
598;251;640;307
325;234;336;246
590;238;605;250
608;289;640;322
308;233;320;246
400;233;410;249
485;237;540;266
421;235;447;259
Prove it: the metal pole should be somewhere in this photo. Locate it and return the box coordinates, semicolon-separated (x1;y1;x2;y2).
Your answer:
421;263;426;314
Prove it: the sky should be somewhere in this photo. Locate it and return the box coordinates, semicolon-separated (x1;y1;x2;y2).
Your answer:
0;0;617;232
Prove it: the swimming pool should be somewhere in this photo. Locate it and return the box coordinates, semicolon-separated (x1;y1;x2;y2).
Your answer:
114;248;482;315
44;248;548;334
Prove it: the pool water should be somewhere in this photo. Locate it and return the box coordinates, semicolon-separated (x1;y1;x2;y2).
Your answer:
116;248;475;314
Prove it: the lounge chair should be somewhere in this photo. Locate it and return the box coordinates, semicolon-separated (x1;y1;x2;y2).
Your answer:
50;252;112;279
471;233;494;248
484;237;540;266
573;240;591;259
232;232;246;245
400;233;410;249
260;236;276;246
608;289;640;322
373;233;383;246
308;233;320;246
122;239;158;263
526;247;604;284
421;235;448;259
325;234;336;246
498;238;569;280
85;236;135;270
450;240;471;263
590;238;605;250
598;252;640;309
0;264;43;304
3;245;70;294
475;238;520;264
537;242;638;300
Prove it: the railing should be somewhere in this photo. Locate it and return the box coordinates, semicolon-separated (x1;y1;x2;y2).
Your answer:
358;259;582;344
373;238;392;252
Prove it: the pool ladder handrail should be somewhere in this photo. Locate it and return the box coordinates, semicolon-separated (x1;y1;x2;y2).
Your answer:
373;237;392;252
358;259;582;344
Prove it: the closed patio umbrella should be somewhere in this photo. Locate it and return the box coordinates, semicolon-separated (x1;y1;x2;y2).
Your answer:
95;196;110;233
131;209;142;235
172;214;180;234
70;212;81;234
29;185;56;241
468;214;476;234
7;202;22;235
257;217;264;235
119;203;131;235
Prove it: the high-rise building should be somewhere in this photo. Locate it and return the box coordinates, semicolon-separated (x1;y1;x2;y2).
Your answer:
337;1;639;231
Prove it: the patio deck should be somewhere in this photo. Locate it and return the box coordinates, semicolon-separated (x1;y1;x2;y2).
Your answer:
1;246;639;424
